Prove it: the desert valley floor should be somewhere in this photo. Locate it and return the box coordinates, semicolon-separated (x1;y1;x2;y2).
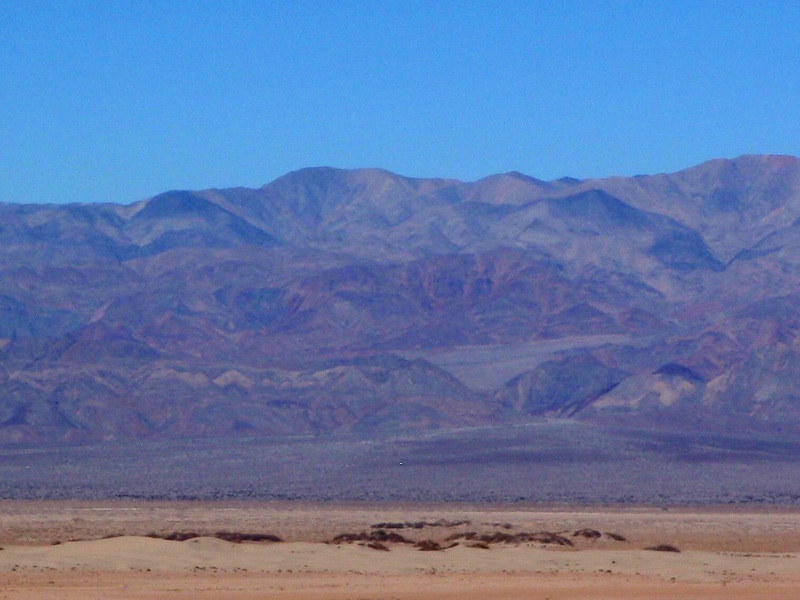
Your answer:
1;501;799;599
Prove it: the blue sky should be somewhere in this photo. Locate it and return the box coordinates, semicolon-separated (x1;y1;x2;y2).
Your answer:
2;1;799;204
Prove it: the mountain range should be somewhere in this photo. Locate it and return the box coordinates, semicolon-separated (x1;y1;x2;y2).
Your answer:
2;154;800;443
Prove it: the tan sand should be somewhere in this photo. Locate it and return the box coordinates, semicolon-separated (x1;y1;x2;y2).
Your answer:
3;571;800;600
0;502;798;599
3;501;800;551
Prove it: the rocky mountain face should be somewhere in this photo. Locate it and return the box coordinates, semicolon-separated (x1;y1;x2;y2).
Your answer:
2;155;800;442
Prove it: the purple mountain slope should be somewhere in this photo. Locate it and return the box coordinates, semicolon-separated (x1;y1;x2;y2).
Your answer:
1;155;800;442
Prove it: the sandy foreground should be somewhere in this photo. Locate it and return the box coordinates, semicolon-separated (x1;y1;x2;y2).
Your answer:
0;502;799;599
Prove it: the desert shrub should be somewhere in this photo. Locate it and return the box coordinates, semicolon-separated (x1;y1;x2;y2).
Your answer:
371;522;405;529
445;531;476;541
330;531;412;545
166;532;202;542
645;544;680;552
468;542;490;549
414;540;444;551
445;530;573;546
146;532;201;542
367;542;390;551
372;519;470;530
573;528;602;539
214;531;282;543
143;531;281;543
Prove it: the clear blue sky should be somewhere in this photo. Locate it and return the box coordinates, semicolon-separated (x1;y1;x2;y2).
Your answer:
2;0;799;204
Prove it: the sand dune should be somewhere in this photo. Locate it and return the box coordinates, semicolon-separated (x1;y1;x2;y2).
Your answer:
1;536;799;599
1;503;799;599
0;536;800;582
1;535;799;579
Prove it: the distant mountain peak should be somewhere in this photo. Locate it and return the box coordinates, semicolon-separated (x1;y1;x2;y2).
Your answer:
5;154;800;442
